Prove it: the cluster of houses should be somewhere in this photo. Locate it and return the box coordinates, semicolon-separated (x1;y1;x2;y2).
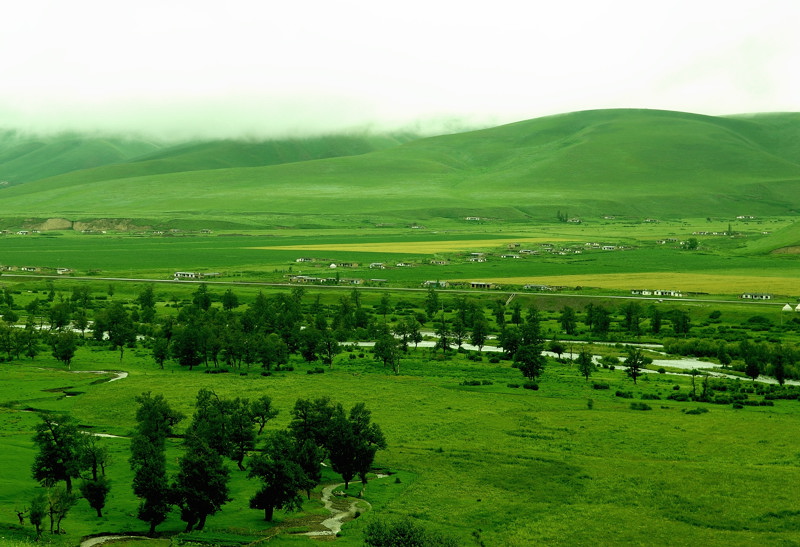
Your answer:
173;271;221;280
1;265;72;275
630;289;684;297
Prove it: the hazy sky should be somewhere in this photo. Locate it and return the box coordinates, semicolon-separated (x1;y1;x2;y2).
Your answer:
2;0;799;138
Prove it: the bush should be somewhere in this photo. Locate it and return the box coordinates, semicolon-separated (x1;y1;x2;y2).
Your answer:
307;367;325;375
592;382;610;390
641;393;661;400
732;403;744;409
460;380;482;386
489;356;500;364
481;379;493;385
615;390;634;399
667;392;690;402
260;371;271;377
630;402;652;411
507;383;520;388
523;382;539;390
682;407;709;415
673;385;681;390
657;368;666;374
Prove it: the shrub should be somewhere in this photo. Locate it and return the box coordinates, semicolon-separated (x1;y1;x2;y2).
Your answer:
587;398;594;410
657;368;666;374
481;379;493;385
507;383;520;388
732;403;744;409
630;402;652;411
615;390;634;399
489;356;501;364
307;367;325;375
641;393;661;400
682;407;709;415
523;382;539;390
592;382;610;390
260;371;271;377
667;392;690;402
460;380;482;386
673;385;681;390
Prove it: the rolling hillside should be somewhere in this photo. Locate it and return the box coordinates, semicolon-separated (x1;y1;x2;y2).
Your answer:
2;109;800;225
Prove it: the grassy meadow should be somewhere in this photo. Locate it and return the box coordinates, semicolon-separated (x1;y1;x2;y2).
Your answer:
2;335;800;546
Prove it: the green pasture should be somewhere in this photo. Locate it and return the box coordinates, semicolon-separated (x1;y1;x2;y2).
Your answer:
3;110;800;225
2;222;798;300
2;337;800;545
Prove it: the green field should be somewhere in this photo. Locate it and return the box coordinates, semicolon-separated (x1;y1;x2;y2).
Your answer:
2;108;800;545
2;328;800;546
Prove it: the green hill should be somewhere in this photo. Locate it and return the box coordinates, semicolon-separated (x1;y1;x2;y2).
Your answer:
2;109;800;225
0;131;419;186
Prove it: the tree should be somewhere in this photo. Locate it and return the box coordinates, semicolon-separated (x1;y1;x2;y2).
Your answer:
173;435;231;531
151;336;170;369
47;485;77;535
192;283;212;311
514;344;546;382
548;337;566;360
130;392;184;536
247;430;307;522
470;317;489;351
434;314;451;355
621;301;642;335
624;347;651;384
221;288;239;311
105;302;136;360
326;403;387;489
299;327;324;363
251;395;279;435
577;348;595;381
80;476;111;517
685;237;699;250
29;492;47;539
374;334;401;374
50;331;77;369
451;317;467;348
670;309;691;336
424;287;439;319
498;325;522;358
376;292;391;323
227;398;256;470
559;306;577;335
32;413;86;493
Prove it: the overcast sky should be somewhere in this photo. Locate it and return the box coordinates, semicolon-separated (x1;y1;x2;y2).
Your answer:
2;0;799;138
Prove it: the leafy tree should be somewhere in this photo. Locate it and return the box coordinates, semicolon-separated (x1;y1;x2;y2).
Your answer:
151;336;170;369
376;292;391;322
251;395;279;435
434;314;451;355
172;325;203;370
105;302;136;360
510;301;522;325
130;392;184;536
470;317;489;351
326;402;387;489
32;413;86;493
192;283;212;311
299;327;324;363
320;328;341;367
48;302;72;332
670;309;691;336
79;476;111;517
288;397;338;449
247;430;307;522
514;344;546;382
374;334;401;374
228;398;256;470
624;347;651;384
29;492;47;539
451;316;467;348
256;333;289;371
621;301;642;335
172;435;231;531
498;325;522;358
649;306;663;334
548;337;566;359
559;306;577;335
50;331;77;369
685;237;699;250
47;485;77;534
72;308;89;336
221;288;239;311
424;287;439;319
577;348;595;380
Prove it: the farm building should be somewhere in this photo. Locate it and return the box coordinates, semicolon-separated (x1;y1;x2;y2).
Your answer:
422;280;449;288
470;282;496;289
741;293;773;300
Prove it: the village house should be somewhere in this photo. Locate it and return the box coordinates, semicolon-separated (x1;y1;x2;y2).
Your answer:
741;292;773;300
369;262;386;269
470;282;496;289
422;280;449;288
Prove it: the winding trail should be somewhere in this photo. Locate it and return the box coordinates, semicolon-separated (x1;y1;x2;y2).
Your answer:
301;482;373;537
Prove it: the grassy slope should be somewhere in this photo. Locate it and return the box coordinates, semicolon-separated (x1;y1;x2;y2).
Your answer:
0;131;418;187
2;109;800;222
0;131;163;184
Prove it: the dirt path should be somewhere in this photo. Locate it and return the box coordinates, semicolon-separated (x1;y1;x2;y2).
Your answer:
300;482;372;538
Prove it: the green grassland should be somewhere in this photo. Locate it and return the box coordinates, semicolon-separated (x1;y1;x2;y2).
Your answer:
2;337;800;546
2;109;800;226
